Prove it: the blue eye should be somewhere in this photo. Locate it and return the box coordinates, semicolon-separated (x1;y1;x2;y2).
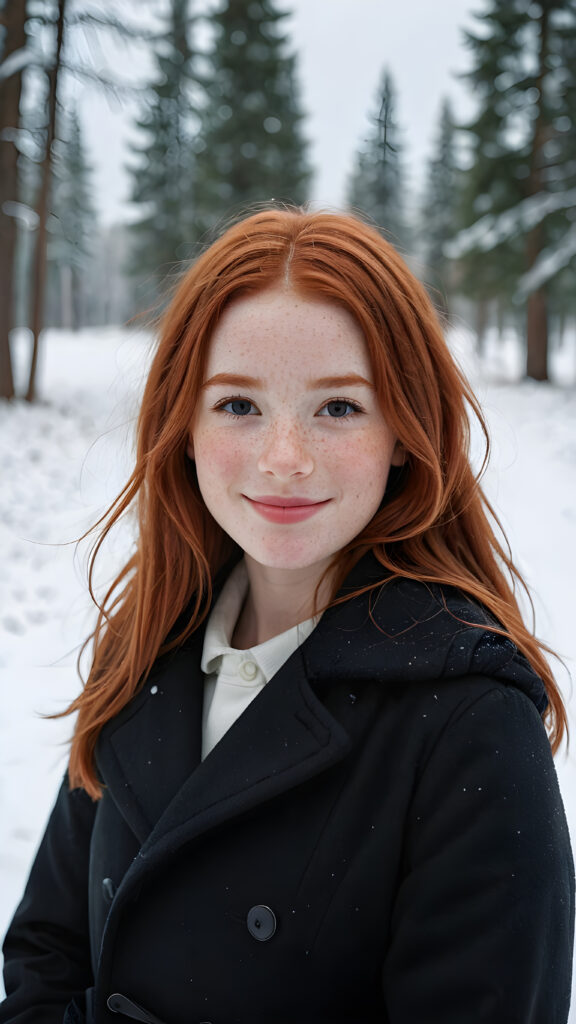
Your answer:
319;400;362;418
216;397;259;417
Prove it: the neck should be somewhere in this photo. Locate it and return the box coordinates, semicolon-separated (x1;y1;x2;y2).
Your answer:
231;558;332;648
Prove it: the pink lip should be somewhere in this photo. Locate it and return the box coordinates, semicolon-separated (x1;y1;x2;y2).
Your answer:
245;495;331;524
252;495;323;507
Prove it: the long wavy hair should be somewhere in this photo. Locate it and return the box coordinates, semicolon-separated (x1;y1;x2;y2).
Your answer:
63;207;568;797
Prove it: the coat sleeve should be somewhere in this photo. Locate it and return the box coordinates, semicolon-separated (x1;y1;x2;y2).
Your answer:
0;774;96;1024
382;684;575;1024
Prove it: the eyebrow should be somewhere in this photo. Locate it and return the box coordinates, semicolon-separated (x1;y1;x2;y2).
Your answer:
307;375;375;391
201;372;374;390
201;373;262;390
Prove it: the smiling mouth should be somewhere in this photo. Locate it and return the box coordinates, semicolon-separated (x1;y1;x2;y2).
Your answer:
245;496;331;524
249;495;327;507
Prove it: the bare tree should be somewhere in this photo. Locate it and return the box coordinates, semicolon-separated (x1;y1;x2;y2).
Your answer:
0;0;28;400
25;0;67;402
3;2;157;401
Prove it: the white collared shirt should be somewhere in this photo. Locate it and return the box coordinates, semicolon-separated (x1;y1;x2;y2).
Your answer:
200;560;319;759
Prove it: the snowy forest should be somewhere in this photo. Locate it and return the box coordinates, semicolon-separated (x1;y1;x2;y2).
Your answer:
1;0;576;400
1;0;576;1013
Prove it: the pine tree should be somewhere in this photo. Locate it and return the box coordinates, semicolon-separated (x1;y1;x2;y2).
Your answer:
420;99;460;318
195;0;311;232
452;0;576;379
127;0;202;297
47;106;96;327
347;69;409;249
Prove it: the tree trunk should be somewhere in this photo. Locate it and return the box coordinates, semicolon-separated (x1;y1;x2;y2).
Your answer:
25;0;67;403
556;312;565;350
525;5;550;382
0;0;27;400
526;289;548;380
475;298;489;358
60;264;73;329
496;299;506;342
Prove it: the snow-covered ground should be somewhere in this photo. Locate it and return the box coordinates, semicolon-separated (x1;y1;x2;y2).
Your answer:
1;324;575;1013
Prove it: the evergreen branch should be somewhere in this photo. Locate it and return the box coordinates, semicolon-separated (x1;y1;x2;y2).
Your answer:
516;229;576;296
59;60;145;95
0;46;43;81
67;11;159;43
446;188;576;258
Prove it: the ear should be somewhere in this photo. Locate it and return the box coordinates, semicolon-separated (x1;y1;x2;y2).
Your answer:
390;440;406;467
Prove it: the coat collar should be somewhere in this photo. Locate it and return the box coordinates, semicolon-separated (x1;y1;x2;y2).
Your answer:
302;553;547;714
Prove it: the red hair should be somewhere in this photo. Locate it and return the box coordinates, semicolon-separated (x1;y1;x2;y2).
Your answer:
62;207;567;797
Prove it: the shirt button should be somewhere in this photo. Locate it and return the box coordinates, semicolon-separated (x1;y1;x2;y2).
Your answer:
239;660;258;681
247;904;277;941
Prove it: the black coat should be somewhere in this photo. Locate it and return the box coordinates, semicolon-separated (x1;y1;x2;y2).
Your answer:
1;556;574;1024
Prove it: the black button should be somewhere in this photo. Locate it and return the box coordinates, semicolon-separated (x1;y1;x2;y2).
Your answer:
247;904;277;941
102;877;116;902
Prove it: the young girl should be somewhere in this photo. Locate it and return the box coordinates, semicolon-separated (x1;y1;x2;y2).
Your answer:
1;208;573;1024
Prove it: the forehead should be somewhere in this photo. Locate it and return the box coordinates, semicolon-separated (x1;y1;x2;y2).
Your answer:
205;286;371;373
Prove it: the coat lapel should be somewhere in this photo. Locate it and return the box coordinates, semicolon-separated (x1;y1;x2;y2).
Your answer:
144;644;351;855
97;553;383;853
97;633;352;859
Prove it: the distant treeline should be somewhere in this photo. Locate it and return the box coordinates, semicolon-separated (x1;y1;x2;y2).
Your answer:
1;0;575;399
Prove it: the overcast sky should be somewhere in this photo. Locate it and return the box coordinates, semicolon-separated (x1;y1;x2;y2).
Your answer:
77;0;479;227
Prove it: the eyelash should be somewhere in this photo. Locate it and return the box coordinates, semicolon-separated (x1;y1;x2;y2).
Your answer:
213;396;259;420
213;396;365;420
318;398;364;419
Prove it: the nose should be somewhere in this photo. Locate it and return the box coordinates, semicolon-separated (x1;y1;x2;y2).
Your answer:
257;417;314;479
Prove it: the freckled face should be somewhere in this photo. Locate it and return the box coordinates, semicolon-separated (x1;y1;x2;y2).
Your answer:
189;287;402;581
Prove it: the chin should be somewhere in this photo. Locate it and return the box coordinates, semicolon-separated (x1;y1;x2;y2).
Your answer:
247;546;333;575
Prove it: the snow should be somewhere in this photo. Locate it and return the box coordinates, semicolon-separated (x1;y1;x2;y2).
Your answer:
1;324;575;1013
0;47;39;83
446;187;576;258
1;200;40;231
517;228;576;295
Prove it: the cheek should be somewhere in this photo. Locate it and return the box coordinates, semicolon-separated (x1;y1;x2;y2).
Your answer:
194;431;244;487
336;433;394;487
